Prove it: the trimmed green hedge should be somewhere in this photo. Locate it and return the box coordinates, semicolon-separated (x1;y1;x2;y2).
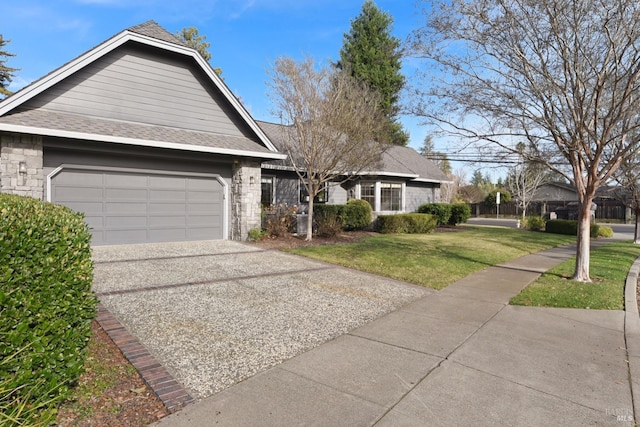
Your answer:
449;204;471;226
417;203;451;225
314;201;374;236
545;219;599;237
0;194;96;425
343;199;373;230
377;213;437;234
417;203;470;226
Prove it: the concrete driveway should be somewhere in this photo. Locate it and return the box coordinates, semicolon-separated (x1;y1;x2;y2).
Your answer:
92;240;430;403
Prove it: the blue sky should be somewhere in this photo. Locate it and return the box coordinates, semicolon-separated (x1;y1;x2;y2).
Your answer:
2;0;440;153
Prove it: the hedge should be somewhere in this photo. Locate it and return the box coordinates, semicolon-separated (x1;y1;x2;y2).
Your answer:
343;199;373;230
448;204;471;226
545;219;600;237
377;213;437;234
0;194;96;425
417;203;471;226
417;203;451;225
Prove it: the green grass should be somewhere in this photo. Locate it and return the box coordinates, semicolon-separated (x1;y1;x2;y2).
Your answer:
510;241;640;310
288;227;576;290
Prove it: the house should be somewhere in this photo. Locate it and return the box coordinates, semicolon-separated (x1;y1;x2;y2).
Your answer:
0;21;286;245
257;121;451;214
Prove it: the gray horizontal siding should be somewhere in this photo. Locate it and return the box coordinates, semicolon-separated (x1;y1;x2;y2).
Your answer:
25;43;250;137
406;183;439;212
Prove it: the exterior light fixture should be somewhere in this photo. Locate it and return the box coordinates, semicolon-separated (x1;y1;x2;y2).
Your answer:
249;176;255;185
18;161;27;175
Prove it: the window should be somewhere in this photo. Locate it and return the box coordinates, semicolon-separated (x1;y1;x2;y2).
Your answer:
299;182;328;204
360;182;375;209
380;183;402;211
261;176;274;207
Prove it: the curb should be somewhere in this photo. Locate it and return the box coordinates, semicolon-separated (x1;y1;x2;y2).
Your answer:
624;256;640;422
95;304;195;413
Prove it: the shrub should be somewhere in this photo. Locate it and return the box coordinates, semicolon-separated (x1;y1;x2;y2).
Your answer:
314;204;344;237
343;199;373;230
448;203;471;226
545;219;600;237
264;203;297;237
0;194;96;425
377;213;437;234
248;227;268;241
525;215;546;231
417;203;451;225
597;225;614;238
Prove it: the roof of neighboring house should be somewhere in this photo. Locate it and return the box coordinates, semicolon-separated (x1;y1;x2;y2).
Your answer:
0;21;285;160
257;120;451;183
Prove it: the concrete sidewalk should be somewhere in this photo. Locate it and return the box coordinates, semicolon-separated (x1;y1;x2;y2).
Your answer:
155;244;637;426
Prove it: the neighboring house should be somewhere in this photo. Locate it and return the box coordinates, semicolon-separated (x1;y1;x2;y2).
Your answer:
257;121;451;215
0;21;285;245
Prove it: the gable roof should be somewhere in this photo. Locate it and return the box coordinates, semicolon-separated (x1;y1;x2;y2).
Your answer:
0;21;285;160
257;120;451;183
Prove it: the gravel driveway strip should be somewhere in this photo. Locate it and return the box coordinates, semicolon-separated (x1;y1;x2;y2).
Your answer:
92;240;431;400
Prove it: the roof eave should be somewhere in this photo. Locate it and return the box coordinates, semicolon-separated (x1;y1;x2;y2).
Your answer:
0;123;287;160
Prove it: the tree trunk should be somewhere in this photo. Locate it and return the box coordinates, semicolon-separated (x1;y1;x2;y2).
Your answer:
572;198;593;282
306;198;314;241
635;207;640;244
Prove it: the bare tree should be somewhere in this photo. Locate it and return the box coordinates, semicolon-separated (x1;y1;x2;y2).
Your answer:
409;0;640;281
507;161;548;221
267;56;389;241
613;154;640;244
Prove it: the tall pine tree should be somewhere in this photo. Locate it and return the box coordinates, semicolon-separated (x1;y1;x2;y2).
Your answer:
0;35;18;98
337;0;408;145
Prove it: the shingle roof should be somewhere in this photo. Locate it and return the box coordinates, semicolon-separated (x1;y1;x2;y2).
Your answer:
256;120;450;182
382;145;451;182
0;109;278;157
128;21;186;46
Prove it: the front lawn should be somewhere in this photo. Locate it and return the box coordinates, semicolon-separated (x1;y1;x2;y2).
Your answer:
510;241;640;310
288;227;576;289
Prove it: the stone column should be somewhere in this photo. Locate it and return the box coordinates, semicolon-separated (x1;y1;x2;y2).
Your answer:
0;134;44;200
231;159;261;240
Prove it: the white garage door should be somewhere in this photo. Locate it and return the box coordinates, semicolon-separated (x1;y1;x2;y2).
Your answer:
51;168;225;245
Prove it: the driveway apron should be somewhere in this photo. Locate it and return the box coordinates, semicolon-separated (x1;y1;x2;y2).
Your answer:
92;240;431;408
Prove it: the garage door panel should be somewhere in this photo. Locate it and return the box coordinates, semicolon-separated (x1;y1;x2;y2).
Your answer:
149;189;187;201
105;188;148;200
54;170;104;186
105;202;148;214
105;215;148;227
188;190;221;202
149;176;187;189
52;169;224;245
149;216;187;227
55;186;104;201
106;174;148;187
148;202;187;214
188;214;219;226
187;202;221;213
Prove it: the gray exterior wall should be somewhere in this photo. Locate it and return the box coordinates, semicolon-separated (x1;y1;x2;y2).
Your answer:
22;43;254;139
274;173;300;207
0;133;44;199
406;183;440;212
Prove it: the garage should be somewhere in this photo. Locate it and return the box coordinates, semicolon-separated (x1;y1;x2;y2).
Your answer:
50;166;225;245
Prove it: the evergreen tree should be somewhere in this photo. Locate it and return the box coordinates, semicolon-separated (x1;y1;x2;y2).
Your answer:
177;27;222;76
0;35;18;98
337;0;408;145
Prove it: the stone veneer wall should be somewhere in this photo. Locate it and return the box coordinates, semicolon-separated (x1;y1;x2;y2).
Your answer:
231;159;261;241
0;134;44;200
